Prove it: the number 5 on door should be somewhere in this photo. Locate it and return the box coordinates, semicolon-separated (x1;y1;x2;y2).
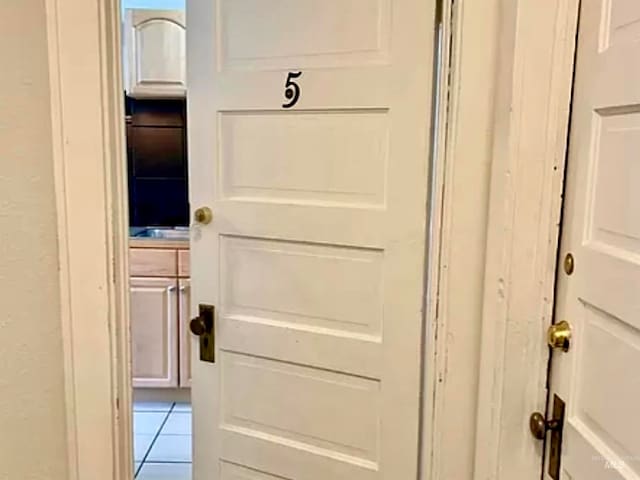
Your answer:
282;71;302;109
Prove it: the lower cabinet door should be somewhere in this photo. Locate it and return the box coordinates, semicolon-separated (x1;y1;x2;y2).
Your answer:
178;278;191;387
130;277;179;388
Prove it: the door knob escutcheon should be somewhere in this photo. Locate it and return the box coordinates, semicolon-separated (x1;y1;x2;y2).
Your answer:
190;304;215;363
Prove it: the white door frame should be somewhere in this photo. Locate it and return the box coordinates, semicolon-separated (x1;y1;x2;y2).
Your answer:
43;0;579;479
474;1;580;478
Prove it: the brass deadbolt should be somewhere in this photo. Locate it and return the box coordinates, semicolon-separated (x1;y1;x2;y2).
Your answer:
194;206;213;225
548;320;572;352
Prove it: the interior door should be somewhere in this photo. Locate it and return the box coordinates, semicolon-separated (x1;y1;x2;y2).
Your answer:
187;1;436;478
549;0;640;478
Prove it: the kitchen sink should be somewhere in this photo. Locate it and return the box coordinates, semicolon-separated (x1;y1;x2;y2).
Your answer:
131;227;190;240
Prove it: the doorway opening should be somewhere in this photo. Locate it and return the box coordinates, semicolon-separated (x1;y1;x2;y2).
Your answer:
120;5;191;479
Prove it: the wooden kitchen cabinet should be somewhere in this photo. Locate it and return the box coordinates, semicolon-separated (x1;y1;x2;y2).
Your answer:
130;243;191;389
178;278;192;387
130;276;179;388
124;9;186;98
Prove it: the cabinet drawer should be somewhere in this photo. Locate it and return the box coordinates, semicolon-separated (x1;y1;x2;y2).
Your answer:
130;248;177;277
178;249;190;277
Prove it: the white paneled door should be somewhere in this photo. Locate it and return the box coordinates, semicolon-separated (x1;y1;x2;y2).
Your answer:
187;1;436;478
549;0;640;478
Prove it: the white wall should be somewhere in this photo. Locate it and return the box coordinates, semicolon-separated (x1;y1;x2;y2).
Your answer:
122;0;184;10
0;1;69;479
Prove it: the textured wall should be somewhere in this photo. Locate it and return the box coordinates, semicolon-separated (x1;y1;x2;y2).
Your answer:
0;2;69;479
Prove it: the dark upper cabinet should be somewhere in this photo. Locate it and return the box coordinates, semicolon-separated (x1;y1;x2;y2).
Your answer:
127;98;189;227
131;127;186;178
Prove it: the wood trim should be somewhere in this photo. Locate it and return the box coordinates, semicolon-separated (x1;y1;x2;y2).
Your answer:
474;1;579;478
423;1;502;478
420;0;452;477
46;0;132;479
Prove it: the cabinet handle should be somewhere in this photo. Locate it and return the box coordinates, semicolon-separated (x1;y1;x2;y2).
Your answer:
166;285;177;293
179;285;190;293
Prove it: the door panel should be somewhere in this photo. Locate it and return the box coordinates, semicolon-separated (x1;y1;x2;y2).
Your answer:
220;351;380;462
187;0;436;478
219;110;388;206
550;0;640;478
130;277;179;388
218;0;390;70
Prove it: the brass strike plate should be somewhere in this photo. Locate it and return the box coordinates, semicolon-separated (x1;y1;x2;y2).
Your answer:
197;304;215;364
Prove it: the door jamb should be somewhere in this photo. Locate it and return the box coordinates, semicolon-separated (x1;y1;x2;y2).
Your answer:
474;1;580;479
46;0;132;479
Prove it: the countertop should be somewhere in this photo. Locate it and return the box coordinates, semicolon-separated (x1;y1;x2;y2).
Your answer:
129;227;189;249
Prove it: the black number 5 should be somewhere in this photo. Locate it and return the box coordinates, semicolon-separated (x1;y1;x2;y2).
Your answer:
282;71;302;109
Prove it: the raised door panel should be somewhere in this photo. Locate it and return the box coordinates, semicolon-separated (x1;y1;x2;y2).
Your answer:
178;278;192;387
126;9;186;98
130;277;179;388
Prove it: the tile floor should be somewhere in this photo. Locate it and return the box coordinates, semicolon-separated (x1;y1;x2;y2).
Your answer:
134;402;192;480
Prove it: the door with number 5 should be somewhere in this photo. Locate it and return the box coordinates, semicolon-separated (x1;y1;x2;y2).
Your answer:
187;1;437;478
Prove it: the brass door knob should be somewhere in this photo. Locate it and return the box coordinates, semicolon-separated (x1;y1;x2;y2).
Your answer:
194;206;213;225
189;316;207;336
529;412;547;440
529;411;561;440
548;320;571;352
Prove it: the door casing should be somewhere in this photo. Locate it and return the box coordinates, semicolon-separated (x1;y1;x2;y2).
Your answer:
42;0;579;479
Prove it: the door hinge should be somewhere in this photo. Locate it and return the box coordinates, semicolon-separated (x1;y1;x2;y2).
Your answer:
529;394;566;480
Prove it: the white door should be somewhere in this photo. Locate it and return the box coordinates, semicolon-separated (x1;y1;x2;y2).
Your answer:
187;0;436;478
548;0;640;478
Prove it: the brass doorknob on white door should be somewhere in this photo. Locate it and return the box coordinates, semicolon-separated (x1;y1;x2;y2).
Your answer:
548;320;572;352
194;206;213;225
